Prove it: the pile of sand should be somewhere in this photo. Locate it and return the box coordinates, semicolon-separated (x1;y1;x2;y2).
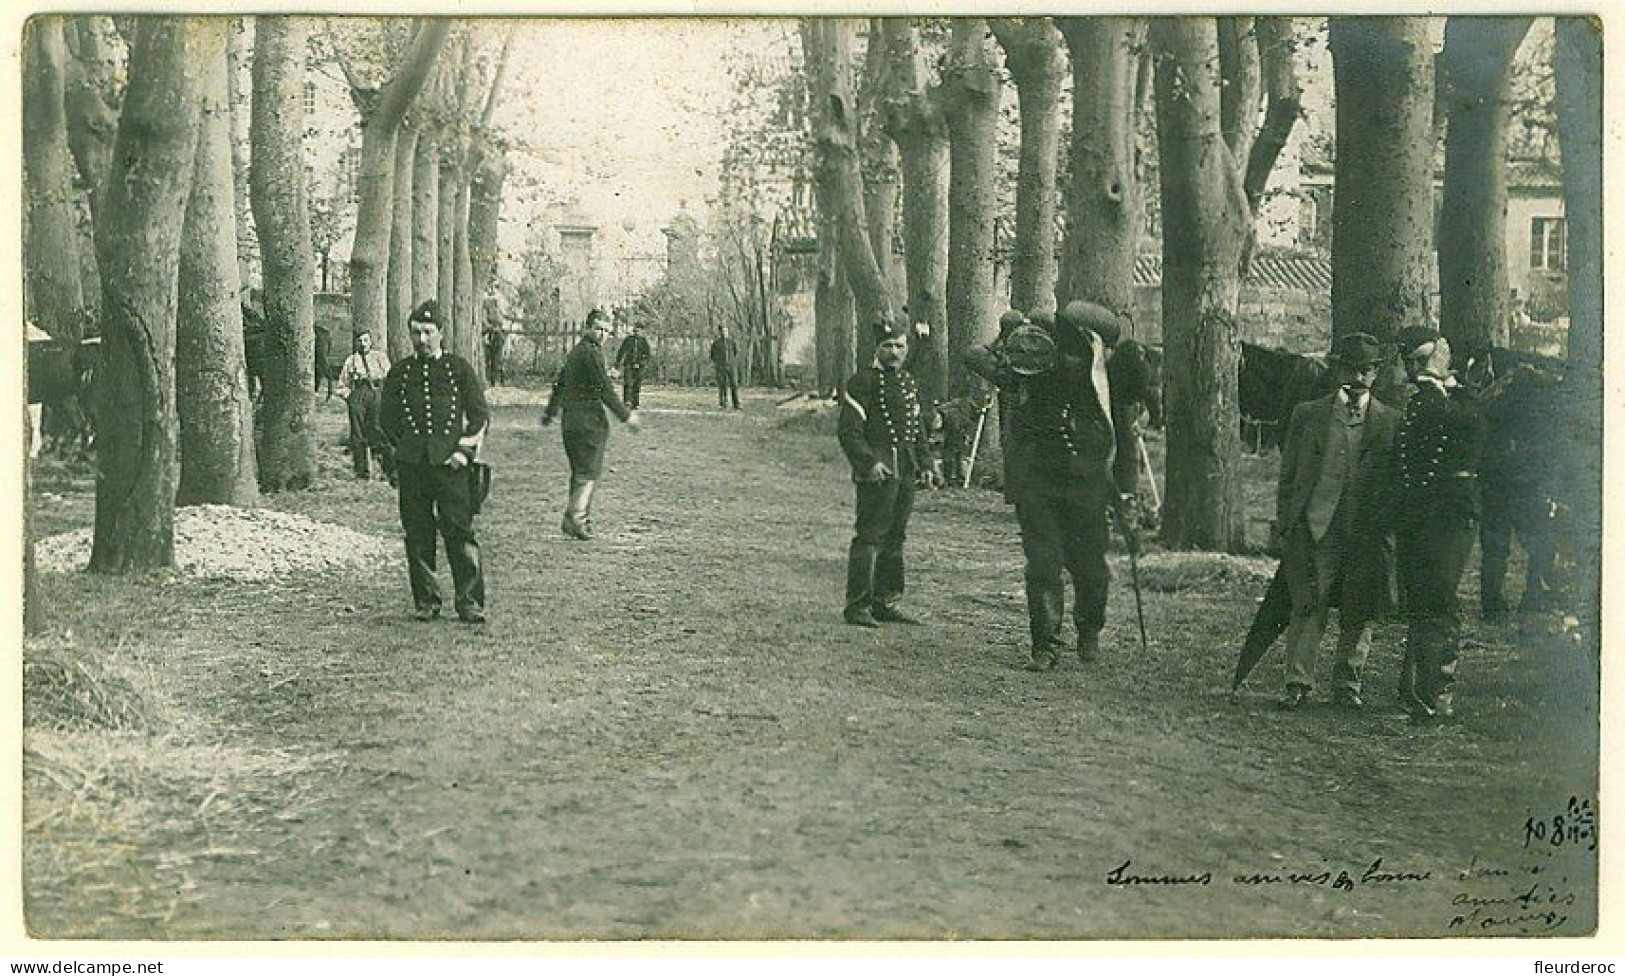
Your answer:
36;504;396;582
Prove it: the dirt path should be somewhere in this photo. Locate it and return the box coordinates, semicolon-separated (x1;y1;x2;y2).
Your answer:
24;386;1599;941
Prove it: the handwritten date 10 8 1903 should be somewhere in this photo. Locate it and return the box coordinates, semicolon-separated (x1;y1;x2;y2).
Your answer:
1524;796;1597;852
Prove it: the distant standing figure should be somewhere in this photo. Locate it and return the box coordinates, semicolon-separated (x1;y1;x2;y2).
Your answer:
839;317;942;627
483;321;508;388
615;321;653;409
337;331;394;482
710;326;741;410
314;321;334;398
379;300;490;624
543;309;641;540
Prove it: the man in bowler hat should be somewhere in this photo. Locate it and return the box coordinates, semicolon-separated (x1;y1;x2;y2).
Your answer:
379;300;490;623
839;316;943;627
1272;332;1399;709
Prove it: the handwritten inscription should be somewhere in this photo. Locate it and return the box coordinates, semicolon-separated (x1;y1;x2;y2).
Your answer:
1104;858;1427;891
1524;796;1597;852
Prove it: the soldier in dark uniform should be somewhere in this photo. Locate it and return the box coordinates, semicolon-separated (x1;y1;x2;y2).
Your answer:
966;300;1138;670
615;321;653;409
1393;326;1485;722
710;326;741;410
379;300;490;624
839;317;943;627
543;308;640;540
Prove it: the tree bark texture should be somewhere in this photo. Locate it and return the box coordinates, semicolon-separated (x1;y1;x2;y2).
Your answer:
89;17;213;572
1437;17;1533;352
814;222;857;394
1552;16;1603;647
941;18;1002;396
349;21;451;348
62;16;120;230
859;22;905;312
1151;17;1251;553
991;17;1064;318
1329;18;1437;344
24;17;88;345
879;19;950;409
801;18;896;372
468;142;507;378
388;123;419;362
177;33;258;508
452;176;479;373
1245;17;1304;213
1057;18;1142;324
250;16;317;493
437;159;458;330
226;19;255;291
412;139;440;311
1217;18;1262;172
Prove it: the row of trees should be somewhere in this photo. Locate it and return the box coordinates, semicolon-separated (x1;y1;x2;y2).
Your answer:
789;16;1600;556
21;16;518;575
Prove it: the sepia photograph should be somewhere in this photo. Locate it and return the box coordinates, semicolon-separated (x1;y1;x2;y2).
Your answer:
14;6;1606;946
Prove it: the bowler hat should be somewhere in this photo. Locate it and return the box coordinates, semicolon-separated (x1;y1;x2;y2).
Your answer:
1329;332;1384;368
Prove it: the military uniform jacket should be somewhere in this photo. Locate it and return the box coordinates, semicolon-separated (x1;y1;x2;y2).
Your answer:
1397;380;1485;519
544;336;631;422
965;331;1132;496
615;334;652;371
380;352;490;465
838;365;931;482
710;337;738;369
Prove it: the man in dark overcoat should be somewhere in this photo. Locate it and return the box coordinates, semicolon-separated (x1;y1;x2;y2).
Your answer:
965;300;1138;670
710;326;741;410
1393;327;1485;722
615;321;653;409
543;308;640;539
1272;333;1399;709
379;300;490;623
839;317;943;627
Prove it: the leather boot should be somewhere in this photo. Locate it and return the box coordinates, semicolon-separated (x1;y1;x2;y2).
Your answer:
577;480;597;537
561;478;593;540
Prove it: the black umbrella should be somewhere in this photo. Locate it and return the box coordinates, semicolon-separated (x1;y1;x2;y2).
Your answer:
1231;564;1292;692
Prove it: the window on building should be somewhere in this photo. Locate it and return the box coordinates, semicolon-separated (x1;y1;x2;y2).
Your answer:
344;145;362;198
303;80;316;115
1530;216;1567;272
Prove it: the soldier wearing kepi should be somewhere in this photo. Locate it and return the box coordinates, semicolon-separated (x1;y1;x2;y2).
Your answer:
379;300;490;624
614;321;653;409
1393;326;1485;722
543;308;640;540
839;316;943;627
966;300;1136;670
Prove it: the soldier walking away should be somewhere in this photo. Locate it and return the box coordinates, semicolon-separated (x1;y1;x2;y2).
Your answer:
710;326;742;410
615;321;653;409
839;317;943;628
966;300;1138;670
314;319;334;399
379;300;490;624
483;308;508;388
1271;333;1399;710
543;309;641;540
1393;327;1485;723
337;331;395;482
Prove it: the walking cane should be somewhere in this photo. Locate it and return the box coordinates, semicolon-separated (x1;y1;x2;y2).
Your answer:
1113;502;1150;654
962;399;993;489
